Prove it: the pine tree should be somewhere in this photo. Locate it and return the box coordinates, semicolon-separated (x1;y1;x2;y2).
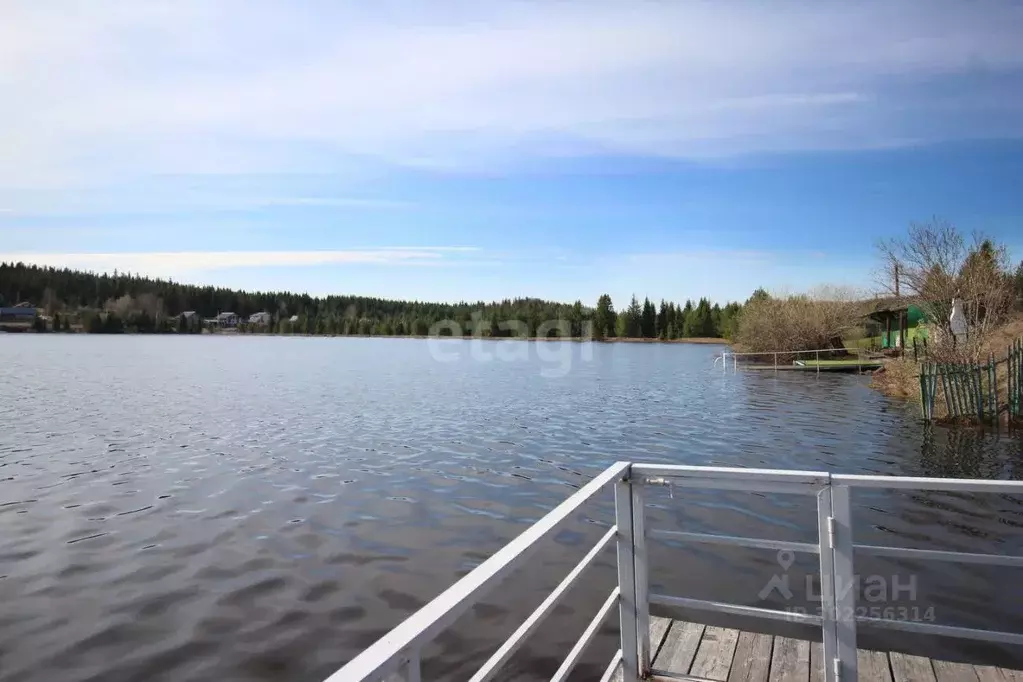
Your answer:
641;297;656;338
711;303;722;338
570;300;583;337
625;295;643;338
594;294;615;340
747;288;771;305
679;300;694;337
666;303;678;339
616;313;629;338
53;312;61;332
683;298;715;337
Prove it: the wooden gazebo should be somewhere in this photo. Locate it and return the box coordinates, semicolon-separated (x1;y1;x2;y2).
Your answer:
864;297;925;351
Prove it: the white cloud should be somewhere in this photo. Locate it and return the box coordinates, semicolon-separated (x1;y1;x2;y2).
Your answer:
0;248;480;278
0;194;410;217
1;1;1022;185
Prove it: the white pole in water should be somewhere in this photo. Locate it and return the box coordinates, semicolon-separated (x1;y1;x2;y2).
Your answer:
733;353;737;373
774;352;778;371
816;350;820;375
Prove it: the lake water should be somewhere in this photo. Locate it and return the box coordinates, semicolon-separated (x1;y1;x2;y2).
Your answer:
2;335;1022;682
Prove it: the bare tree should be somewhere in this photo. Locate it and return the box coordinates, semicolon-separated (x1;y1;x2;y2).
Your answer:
877;219;1014;361
42;287;60;316
105;294;135;317
735;286;860;354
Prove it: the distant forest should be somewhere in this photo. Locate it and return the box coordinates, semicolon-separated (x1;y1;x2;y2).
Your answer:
0;262;742;339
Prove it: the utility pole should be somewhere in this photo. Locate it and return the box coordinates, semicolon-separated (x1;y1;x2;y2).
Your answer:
894;262;900;298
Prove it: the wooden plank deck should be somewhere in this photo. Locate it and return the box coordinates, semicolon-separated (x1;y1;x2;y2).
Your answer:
610;618;1023;682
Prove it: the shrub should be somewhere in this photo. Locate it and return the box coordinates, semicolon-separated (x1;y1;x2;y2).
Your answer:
735;287;860;354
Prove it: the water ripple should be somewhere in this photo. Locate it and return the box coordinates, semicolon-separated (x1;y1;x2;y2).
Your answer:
2;336;1022;680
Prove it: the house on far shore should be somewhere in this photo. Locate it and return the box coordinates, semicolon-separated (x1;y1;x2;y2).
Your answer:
217;312;239;328
249;312;272;326
0;303;38;322
289;315;299;324
182;311;199;321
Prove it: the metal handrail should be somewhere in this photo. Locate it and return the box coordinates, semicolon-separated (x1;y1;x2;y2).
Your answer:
715;347;876;374
326;461;629;682
326;463;1023;682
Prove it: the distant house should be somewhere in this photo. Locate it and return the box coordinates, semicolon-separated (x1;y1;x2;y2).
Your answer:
0;305;37;322
249;312;272;326
289;315;300;324
182;311;199;320
217;312;239;328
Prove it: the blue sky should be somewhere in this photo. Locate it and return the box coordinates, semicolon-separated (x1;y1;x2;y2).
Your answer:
2;2;1022;306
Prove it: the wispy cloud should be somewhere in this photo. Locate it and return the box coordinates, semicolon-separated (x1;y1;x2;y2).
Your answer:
0;194;412;217
2;1;1022;186
0;248;481;278
624;250;778;266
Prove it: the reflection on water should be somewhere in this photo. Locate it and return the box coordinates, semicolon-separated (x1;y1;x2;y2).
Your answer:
1;336;1022;681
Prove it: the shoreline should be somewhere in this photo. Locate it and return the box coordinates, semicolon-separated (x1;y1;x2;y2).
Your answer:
9;328;729;345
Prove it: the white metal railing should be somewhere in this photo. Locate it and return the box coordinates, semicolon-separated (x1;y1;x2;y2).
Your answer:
327;463;1023;682
715;347;876;373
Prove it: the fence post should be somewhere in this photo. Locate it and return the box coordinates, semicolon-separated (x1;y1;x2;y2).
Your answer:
950;364;963;419
990;353;997;426
940;364;952;418
1016;340;1022;419
1010;343;1018;419
615;476;640;682
831;485;858;682
919;364;928;420
1014;341;1019;419
1016;340;1021;418
975;361;984;423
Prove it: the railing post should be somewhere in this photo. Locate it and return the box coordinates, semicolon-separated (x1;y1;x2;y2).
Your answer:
831;485;857;682
816;486;839;682
615;476;640;682
632;481;651;675
405;649;421;682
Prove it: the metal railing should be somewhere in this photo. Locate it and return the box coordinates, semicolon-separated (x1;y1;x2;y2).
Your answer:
327;463;1023;682
715;347;877;374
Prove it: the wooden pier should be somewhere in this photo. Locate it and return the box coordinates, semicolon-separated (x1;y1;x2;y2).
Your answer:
611;618;1023;682
331;464;1023;682
741;361;883;372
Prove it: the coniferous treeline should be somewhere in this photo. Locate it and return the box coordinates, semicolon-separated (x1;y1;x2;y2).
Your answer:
1;262;741;339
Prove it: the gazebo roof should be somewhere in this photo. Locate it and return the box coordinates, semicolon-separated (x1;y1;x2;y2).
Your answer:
862;296;920;316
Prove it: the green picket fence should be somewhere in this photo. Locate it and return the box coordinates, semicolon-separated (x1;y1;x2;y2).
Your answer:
919;338;1023;423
